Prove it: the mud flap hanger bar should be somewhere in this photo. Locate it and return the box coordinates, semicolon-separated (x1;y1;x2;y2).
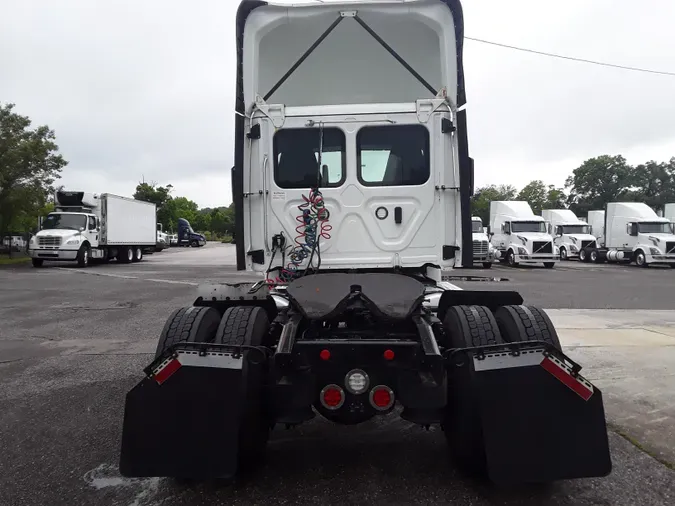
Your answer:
444;340;583;376
263;11;437;102
143;342;271;378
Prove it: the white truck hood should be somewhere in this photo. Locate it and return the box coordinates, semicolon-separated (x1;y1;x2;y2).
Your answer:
641;233;675;244
35;229;81;240
514;233;553;242
566;234;596;242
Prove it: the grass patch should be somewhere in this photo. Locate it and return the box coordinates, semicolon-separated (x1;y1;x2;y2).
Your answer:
0;256;31;266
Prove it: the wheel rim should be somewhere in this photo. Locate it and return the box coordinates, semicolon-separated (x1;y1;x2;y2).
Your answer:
128;249;133;261
84;249;88;265
561;248;567;260
508;252;515;265
136;248;142;260
637;253;645;266
591;252;597;262
579;250;585;261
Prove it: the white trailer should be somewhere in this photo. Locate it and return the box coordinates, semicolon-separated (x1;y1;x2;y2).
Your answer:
665;204;675;233
541;209;597;261
28;190;156;267
587;210;606;247
471;216;499;268
489;201;558;268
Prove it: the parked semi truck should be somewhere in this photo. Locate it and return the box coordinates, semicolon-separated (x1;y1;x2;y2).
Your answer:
542;209;597;261
580;202;675;266
119;0;611;486
28;190;156;267
472;216;499;268
156;223;169;251
177;218;206;247
489;201;558;268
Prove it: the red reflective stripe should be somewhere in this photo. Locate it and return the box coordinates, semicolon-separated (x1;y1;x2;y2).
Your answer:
154;358;181;385
540;357;593;401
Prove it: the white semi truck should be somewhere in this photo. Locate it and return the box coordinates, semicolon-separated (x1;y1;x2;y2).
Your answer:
489;201;558;268
580;202;675;266
471;216;499;268
28;190;157;267
119;0;611;487
541;209;597;262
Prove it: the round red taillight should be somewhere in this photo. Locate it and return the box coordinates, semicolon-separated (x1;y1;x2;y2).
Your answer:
383;349;395;361
319;349;331;361
320;384;345;410
370;385;395;411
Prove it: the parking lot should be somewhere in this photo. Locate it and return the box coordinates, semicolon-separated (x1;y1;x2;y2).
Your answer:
1;243;674;506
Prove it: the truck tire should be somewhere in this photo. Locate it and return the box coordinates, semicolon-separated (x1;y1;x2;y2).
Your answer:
559;247;567;261
494;305;562;352
635;250;647;267
578;248;586;262
442;305;504;477
482;262;492;269
31;258;44;268
117;247;133;264
543;262;555;269
214;306;271;474
77;244;90;268
190;240;198;248
133;246;143;262
506;249;518;267
154;306;221;359
590;250;599;263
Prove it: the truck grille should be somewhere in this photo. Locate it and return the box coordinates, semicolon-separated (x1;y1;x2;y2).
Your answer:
533;241;552;254
666;242;675;254
38;236;62;247
581;240;595;249
473;240;488;255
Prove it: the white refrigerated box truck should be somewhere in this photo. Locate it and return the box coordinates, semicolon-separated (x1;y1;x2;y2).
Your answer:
29;190;157;267
541;209;597;261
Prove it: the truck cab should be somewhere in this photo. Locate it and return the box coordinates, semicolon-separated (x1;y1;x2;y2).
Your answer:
605;202;675;267
29;191;102;266
665;203;675;234
542;209;596;261
471;216;498;268
177;218;205;247
587;210;606;247
490;201;557;268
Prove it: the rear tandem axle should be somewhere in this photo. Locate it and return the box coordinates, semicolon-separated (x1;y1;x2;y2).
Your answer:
119;272;612;486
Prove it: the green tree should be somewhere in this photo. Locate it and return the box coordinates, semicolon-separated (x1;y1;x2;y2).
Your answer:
516;180;567;215
0;103;67;238
565;155;633;215
627;158;675;212
471;184;518;225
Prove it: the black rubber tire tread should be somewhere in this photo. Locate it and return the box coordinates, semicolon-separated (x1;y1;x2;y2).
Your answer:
442;305;504;478
543;262;555;269
31;258;44;267
482;262;492;269
214;306;271;474
77;244;89;268
494;305;562;352
154;306;221;358
443;304;503;348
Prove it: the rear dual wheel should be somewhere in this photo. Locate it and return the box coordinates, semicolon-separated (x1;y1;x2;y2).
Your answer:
154;304;271;477
441;304;562;478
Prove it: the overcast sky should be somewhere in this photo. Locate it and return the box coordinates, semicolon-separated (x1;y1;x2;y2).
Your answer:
2;0;674;208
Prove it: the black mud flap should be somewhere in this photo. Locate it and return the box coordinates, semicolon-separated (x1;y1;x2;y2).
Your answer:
473;348;612;484
119;350;244;479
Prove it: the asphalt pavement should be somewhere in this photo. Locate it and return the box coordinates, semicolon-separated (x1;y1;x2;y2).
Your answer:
1;243;674;506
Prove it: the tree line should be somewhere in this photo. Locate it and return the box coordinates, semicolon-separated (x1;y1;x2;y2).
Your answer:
471;155;675;225
132;182;234;239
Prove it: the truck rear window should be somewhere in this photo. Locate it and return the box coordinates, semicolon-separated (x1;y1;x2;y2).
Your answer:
273;128;345;189
357;125;429;186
